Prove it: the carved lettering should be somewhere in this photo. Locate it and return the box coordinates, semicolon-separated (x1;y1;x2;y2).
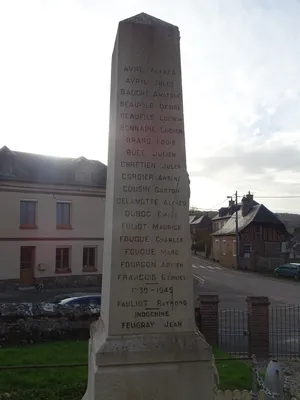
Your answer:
160;103;181;110
163;200;186;206
157;211;178;219
124;65;144;72
121;261;156;268
160;127;183;134
120;236;150;243
160;249;179;255
121;89;149;96
155;80;174;87
117;300;148;307
153;92;180;99
126;149;145;156
150;68;176;75
155;187;180;194
135;310;170;318
156;236;183;243
121;321;155;329
161;262;184;268
153;152;176;158
164;320;183;328
121;124;156;132
122;223;147;230
125;136;151;144
117;273;157;280
123;185;150;193
125;78;147;85
124;248;156;256
121;173;180;182
124;210;152;218
121;112;154;120
153;224;181;231
156;138;176;145
161;274;186;280
120;101;153;108
157;299;187;307
117;198;158;205
160;116;182;122
162;164;181;170
120;161;155;168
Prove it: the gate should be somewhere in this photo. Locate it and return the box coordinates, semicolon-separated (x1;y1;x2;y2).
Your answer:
218;308;248;355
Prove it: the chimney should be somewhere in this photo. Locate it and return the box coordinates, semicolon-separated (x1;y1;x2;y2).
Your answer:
218;207;228;217
241;192;254;217
246;191;253;202
228;199;234;207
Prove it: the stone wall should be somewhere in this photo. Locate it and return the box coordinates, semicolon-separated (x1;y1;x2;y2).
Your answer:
36;274;102;289
0;274;102;292
0;296;272;358
0;302;100;346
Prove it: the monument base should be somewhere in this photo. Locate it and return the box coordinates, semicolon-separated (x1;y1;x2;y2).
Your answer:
83;319;218;400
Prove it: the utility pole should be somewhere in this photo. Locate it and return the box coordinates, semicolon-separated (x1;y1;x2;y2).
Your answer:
235;190;239;269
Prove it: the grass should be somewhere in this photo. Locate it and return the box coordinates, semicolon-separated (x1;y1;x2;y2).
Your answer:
0;341;253;399
213;347;252;391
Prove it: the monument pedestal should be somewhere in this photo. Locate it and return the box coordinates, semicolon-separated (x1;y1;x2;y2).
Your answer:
83;319;216;400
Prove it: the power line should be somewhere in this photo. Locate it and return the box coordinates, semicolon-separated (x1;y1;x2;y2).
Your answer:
190;196;235;212
255;195;300;199
237;194;300;199
208;197;234;211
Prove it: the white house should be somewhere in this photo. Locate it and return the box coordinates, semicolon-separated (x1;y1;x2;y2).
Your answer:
0;146;107;290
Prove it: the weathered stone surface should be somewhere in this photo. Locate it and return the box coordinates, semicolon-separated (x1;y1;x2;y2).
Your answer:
83;12;216;400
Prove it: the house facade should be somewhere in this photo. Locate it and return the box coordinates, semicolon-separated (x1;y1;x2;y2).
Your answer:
190;214;212;255
0;146;107;290
212;193;290;270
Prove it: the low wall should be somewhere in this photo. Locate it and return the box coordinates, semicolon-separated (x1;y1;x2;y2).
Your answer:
0;302;100;346
0;274;102;292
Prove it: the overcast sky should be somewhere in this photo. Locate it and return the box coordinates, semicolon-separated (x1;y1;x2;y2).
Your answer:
1;0;300;213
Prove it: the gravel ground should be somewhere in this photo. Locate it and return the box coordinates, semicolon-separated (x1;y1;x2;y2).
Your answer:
254;359;300;398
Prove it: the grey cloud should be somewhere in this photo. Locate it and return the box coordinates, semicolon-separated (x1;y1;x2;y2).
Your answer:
190;144;300;178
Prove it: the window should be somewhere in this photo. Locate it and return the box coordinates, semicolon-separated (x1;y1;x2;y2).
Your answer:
83;247;97;271
20;200;37;228
56;202;71;228
55;247;71;273
255;225;262;235
222;240;227;254
244;245;252;258
233;240;236;256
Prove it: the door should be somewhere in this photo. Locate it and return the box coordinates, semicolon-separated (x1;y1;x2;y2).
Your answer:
20;246;35;285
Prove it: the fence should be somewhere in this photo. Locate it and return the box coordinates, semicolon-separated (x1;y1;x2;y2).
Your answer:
196;295;300;358
215;391;298;399
269;305;300;358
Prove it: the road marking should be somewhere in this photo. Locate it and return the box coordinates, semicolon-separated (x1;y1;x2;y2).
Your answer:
193;274;204;286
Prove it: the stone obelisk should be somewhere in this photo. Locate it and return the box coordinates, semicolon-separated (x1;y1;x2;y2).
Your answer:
83;13;215;400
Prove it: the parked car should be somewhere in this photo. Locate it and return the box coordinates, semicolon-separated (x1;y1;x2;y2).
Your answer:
274;263;300;280
59;294;101;306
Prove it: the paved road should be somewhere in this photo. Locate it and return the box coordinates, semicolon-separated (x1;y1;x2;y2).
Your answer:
192;256;300;356
192;255;300;308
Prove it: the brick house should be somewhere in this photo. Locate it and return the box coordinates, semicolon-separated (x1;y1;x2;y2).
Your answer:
211;193;290;270
0;145;107;290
